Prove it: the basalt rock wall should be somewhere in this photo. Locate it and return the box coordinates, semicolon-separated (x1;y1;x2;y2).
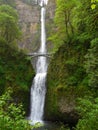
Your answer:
15;0;56;52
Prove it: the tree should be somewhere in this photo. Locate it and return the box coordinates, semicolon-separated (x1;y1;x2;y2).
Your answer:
48;0;79;52
0;4;18;20
55;0;76;37
75;97;98;130
0;5;21;43
77;0;98;37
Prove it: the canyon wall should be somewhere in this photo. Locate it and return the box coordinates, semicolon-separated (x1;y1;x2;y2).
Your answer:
15;0;56;52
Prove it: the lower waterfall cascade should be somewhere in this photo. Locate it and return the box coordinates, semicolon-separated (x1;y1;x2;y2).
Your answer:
29;0;48;124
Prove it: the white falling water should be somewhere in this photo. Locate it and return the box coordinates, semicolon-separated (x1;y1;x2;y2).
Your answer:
30;0;48;124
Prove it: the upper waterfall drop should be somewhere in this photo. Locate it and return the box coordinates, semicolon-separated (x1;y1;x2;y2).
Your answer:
34;0;48;6
29;0;48;124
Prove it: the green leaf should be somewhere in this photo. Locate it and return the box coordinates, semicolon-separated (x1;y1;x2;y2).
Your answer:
91;4;96;9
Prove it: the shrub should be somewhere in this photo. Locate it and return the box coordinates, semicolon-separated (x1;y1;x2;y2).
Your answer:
75;97;98;130
0;89;32;130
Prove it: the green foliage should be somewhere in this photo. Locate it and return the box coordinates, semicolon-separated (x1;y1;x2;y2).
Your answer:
91;3;96;9
47;0;98;89
85;38;98;88
59;126;70;130
0;5;21;43
49;0;98;52
0;1;33;118
48;0;80;52
0;5;18;20
91;0;98;9
45;0;98;124
75;97;98;130
0;89;32;130
77;0;98;39
0;37;34;113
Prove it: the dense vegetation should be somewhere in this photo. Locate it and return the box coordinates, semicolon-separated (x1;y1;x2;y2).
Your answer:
45;0;98;129
0;89;32;130
0;1;34;129
0;1;21;43
0;37;34;112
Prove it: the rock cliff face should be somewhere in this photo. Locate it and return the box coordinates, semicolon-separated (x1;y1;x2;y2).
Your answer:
15;0;40;52
15;0;56;52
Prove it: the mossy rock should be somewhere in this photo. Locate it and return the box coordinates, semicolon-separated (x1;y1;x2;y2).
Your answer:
45;40;91;124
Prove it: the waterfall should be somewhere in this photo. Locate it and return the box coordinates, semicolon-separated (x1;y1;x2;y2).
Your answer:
29;0;48;124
